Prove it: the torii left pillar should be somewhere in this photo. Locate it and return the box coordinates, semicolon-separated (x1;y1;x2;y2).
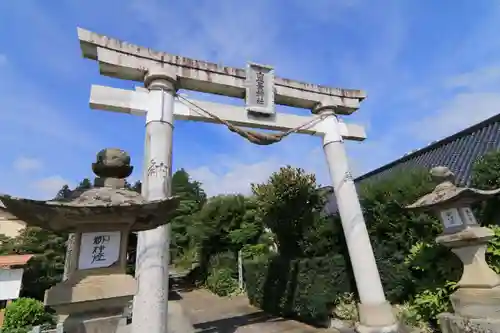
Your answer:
132;67;176;333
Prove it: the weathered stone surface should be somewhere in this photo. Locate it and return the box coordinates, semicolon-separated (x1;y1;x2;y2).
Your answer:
92;148;133;179
438;312;500;333
66;313;124;333
56;186;147;206
63;233;76;281
450;287;500;319
407;166;500;210
78;28;366;115
0;194;179;232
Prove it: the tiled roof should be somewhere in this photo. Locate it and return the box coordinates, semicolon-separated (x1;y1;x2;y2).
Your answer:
355;113;500;186
0;254;34;268
323;113;500;216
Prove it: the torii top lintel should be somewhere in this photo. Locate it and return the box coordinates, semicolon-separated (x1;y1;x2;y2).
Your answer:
77;28;366;115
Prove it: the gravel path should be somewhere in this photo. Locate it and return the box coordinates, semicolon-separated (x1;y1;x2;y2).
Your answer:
176;288;345;333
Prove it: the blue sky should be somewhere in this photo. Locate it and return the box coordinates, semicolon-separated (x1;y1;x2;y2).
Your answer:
1;0;500;198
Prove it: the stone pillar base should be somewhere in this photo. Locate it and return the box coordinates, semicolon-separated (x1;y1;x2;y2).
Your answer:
355;323;401;333
358;301;396;327
450;287;500;319
355;301;401;333
438;312;500;333
63;312;125;333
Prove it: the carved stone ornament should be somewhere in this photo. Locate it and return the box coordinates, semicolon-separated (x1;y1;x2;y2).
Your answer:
407;166;500;211
0;148;179;233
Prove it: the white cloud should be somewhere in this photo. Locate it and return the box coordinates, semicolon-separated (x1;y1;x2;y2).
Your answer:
13;157;43;172
189;159;280;196
411;92;500;142
32;176;72;198
404;64;500;143
0;54;7;67
128;0;281;67
445;65;500;90
5;0;500;199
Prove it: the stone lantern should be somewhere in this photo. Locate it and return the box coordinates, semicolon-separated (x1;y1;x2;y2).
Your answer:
0;148;179;333
407;166;500;332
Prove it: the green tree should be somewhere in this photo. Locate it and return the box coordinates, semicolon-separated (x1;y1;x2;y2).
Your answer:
76;178;92;190
471;150;500;224
2;298;55;330
251;166;325;258
10;227;67;300
189;194;261;278
359;169;441;251
471;150;500;189
124;180;142;193
0;234;14;254
191;195;259;253
169;169;207;259
355;169;444;302
54;185;71;200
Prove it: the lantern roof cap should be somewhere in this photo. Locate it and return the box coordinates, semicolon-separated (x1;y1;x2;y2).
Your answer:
406;166;500;210
0;148;179;232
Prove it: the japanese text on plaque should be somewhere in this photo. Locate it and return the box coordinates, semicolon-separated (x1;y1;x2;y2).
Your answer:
78;231;121;270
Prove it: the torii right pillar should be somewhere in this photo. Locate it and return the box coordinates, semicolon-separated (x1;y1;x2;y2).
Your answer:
315;104;398;333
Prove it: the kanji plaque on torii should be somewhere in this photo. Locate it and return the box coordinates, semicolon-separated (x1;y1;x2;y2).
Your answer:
245;62;275;116
77;27;399;333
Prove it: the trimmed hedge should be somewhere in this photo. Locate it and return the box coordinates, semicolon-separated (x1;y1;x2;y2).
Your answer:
244;254;351;325
244;248;417;326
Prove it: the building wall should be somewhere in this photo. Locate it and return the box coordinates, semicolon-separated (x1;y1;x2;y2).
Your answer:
0;213;26;238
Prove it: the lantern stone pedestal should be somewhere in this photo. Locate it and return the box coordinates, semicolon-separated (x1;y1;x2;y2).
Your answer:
0;148;179;333
407;166;500;333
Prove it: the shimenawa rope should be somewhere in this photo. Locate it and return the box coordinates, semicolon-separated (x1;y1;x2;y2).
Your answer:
176;94;334;146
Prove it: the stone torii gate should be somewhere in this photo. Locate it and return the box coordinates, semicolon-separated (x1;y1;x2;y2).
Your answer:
77;28;398;333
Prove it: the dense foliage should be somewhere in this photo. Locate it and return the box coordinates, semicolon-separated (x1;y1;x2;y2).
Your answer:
169;169;207;260
243;161;500;331
4;150;500;332
6;228;67;300
2;298;55;331
252;166;328;258
245;166;349;325
471;150;500;223
245;254;350;325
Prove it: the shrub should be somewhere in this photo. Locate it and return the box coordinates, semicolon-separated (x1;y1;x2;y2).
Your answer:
173;246;199;271
486;225;500;272
373;243;415;303
393;303;434;333
209;251;237;273
359;169;441;254
241;244;269;261
470;150;500;223
206;268;239;297
409;285;455;328
251;166;326;258
2;298;55;330
0;328;31;333
331;292;358;322
244;254;351;325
